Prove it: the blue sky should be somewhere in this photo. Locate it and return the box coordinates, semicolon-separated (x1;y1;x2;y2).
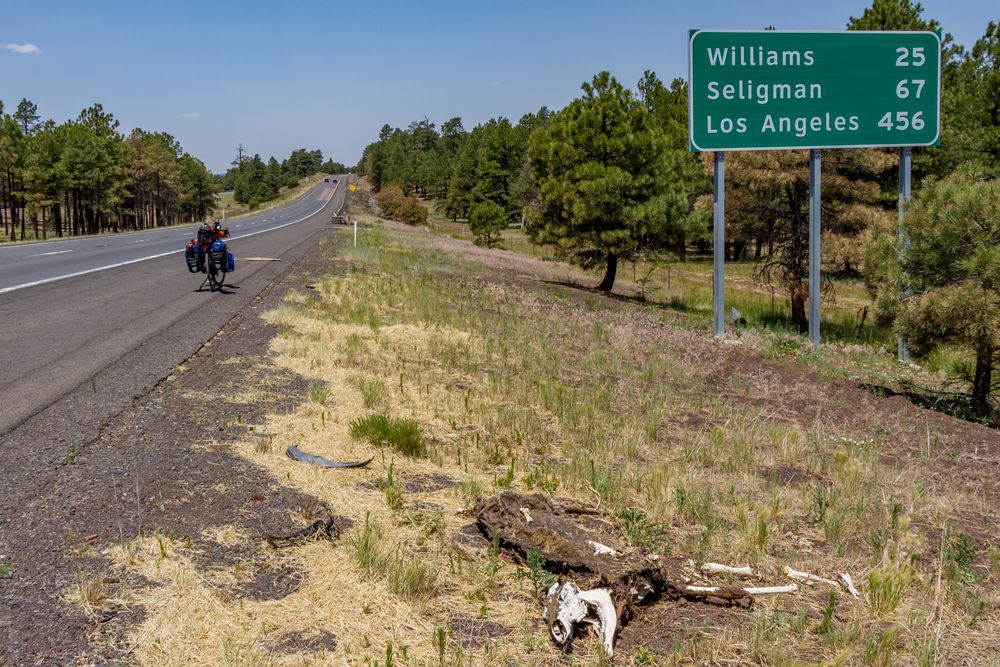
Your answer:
2;0;996;173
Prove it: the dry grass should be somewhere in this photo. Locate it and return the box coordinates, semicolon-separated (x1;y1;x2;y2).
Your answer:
94;196;999;665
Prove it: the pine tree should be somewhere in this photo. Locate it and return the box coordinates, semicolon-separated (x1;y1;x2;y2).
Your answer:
526;71;694;292
864;164;1000;410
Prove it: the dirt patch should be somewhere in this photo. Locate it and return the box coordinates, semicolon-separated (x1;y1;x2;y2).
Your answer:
449;616;513;649
266;629;338;654
361;473;459;494
452;522;491;557
758;465;822;486
615;600;747;657
233;562;303;602
404;473;459;493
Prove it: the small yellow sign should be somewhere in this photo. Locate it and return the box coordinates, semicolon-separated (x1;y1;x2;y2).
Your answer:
348;184;357;192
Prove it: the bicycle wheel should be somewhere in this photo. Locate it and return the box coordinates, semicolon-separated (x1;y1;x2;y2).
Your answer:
208;266;223;292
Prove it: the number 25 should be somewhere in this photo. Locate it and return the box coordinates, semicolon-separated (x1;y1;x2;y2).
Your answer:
896;47;926;67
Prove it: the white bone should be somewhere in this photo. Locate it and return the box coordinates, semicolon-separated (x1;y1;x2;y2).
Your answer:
839;573;860;599
544;581;618;657
685;584;798;595
578;587;617;657
587;540;619;557
701;562;754;576
519;507;533;523
784;566;839;587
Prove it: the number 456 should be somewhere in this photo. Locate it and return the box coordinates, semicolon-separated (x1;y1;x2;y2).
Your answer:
878;111;925;131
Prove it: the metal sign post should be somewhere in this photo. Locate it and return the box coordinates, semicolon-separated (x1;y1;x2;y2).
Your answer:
897;146;912;363
689;29;941;349
713;151;726;337
808;149;822;349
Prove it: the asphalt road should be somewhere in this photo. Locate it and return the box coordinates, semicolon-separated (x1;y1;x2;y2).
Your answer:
0;178;342;294
0;176;346;436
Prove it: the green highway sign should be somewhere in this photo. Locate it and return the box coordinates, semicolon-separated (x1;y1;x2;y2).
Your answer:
688;30;941;151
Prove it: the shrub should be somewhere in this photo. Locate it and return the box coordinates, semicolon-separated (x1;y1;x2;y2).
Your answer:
468;200;506;248
375;184;427;225
400;195;428;225
375;183;407;218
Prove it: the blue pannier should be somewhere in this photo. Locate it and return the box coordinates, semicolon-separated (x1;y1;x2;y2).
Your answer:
226;252;235;273
209;240;228;273
184;245;199;273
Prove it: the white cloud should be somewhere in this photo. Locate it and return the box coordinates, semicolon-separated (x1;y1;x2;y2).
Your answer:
180;112;201;119
4;43;40;54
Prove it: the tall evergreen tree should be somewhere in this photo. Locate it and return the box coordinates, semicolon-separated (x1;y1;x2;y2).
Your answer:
864;165;1000;410
526;71;694;292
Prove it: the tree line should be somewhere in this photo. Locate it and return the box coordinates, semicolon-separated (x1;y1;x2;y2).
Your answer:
357;0;1000;410
0;99;216;241
219;147;347;210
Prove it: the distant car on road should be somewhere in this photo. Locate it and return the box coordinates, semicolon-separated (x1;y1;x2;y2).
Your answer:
324;178;330;182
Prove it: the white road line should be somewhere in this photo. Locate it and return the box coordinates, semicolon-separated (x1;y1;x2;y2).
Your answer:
0;181;341;295
32;249;74;257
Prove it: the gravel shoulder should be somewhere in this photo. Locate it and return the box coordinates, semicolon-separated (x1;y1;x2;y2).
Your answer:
0;230;343;665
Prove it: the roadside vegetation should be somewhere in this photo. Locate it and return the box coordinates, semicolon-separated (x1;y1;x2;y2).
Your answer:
217;146;347;211
102;210;999;664
213;172;328;221
0;99;215;241
356;1;1000;415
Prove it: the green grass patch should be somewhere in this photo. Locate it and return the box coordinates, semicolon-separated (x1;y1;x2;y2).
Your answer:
349;413;427;458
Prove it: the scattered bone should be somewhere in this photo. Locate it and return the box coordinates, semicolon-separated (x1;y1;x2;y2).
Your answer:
285;445;373;469
544;581;618;657
784;566;839;588
840;573;860;599
588;540;619;557
685;583;798;596
701;562;754;576
519;507;533;524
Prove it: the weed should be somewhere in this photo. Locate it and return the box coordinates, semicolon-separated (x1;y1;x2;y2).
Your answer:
352;512;437;602
350;413;427;458
63;443;78;465
619;507;666;552
337;332;365;357
486;528;501;581
494;455;515;489
866;556;914;614
523;462;559;493
675;486;716;528
253;435;273;454
434;627;447;666
523;547;555;590
308;381;331;405
387;549;437;600
818;590;837;636
352;512;383;574
78;577;105;607
861;626;900;667
353;375;389;409
0;564;11;576
383;461;404;511
633;646;655;665
403;509;444;537
943;531;980;584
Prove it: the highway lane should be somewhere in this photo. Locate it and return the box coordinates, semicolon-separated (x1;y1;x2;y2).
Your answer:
0;177;342;294
0;176;346;435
